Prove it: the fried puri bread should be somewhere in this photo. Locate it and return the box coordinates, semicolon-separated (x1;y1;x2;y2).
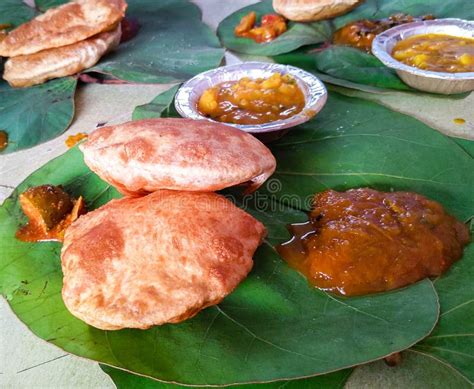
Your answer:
3;25;121;88
61;190;266;330
80;118;277;196
0;0;127;57
273;0;363;22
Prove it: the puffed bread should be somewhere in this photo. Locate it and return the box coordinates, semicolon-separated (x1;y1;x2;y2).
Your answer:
0;0;126;57
80;118;277;196
61;190;266;330
3;25;121;88
273;0;363;22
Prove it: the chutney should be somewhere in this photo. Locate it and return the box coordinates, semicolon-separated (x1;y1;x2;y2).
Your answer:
234;12;287;43
277;188;470;296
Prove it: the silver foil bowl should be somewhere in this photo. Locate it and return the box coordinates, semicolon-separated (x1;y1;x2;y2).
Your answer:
372;19;474;94
175;62;327;142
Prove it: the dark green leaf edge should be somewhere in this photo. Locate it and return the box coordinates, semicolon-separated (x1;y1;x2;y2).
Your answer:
0;77;78;154
132;84;181;120
407;349;473;387
99;363;353;389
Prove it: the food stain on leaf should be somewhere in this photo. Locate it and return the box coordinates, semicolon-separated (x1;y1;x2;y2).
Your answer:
65;132;88;148
0;130;8;151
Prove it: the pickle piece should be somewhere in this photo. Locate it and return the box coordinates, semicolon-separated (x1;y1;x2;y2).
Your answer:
19;185;74;231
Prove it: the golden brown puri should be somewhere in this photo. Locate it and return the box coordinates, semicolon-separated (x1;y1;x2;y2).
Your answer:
273;0;363;22
0;0;127;57
80;118;277;196
61;190;266;330
3;26;121;88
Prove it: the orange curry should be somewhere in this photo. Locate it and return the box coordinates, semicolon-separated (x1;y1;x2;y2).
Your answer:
277;188;470;296
392;33;474;73
198;73;305;125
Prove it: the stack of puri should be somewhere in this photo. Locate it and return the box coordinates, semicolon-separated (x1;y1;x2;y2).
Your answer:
0;0;127;87
61;118;276;330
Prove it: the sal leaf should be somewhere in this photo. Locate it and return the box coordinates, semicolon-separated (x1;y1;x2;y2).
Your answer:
89;0;224;84
0;77;77;154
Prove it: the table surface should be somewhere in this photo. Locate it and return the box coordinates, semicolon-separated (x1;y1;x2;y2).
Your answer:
1;1;473;388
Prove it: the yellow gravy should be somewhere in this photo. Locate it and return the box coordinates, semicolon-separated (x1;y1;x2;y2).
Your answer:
392;33;474;73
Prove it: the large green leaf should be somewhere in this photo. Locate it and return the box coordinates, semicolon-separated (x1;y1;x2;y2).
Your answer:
0;77;77;154
100;364;352;388
0;94;448;385
217;0;331;56
0;0;36;27
0;151;439;384
89;0;224;83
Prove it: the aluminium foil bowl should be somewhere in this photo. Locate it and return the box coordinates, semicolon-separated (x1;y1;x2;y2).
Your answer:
174;62;328;142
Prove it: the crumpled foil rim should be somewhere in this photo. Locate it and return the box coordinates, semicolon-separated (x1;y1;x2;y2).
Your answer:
372;18;474;80
174;61;328;134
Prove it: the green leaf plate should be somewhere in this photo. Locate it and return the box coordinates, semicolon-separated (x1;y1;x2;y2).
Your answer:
0;92;457;385
0;77;77;154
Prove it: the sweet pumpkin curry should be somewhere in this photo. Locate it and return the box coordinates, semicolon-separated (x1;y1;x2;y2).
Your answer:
278;188;470;296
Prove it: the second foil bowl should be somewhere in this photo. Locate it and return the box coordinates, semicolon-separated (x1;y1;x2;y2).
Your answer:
372;19;474;94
